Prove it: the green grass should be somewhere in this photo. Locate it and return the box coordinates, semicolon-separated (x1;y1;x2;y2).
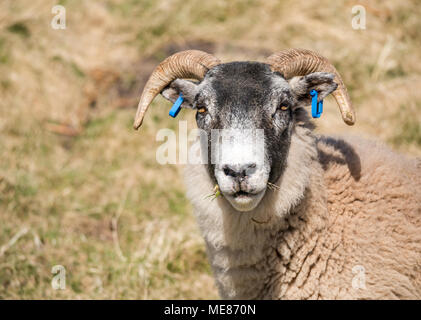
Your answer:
7;22;30;38
390;103;421;148
0;37;10;64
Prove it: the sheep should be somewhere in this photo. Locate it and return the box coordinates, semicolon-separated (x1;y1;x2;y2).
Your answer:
133;49;421;299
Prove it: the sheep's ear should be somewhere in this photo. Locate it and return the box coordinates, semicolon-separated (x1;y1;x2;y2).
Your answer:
288;72;338;107
160;79;199;109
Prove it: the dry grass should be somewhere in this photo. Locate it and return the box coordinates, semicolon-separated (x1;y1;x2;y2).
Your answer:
0;0;420;299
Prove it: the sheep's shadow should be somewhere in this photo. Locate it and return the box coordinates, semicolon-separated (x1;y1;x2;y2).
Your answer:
317;136;362;181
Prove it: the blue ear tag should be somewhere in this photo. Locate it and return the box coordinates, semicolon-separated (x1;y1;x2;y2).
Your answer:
310;90;323;118
169;93;184;118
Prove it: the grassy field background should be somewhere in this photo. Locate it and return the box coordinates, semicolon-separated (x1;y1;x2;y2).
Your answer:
0;0;420;299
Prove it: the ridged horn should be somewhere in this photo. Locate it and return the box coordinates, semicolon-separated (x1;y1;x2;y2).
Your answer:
134;50;221;130
266;48;355;125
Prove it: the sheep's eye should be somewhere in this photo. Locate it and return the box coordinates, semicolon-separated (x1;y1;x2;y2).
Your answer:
280;105;289;111
198;107;207;113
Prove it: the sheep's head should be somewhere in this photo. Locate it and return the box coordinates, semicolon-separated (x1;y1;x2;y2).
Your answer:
134;49;355;212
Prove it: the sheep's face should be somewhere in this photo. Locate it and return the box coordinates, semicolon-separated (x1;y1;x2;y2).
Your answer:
161;62;337;212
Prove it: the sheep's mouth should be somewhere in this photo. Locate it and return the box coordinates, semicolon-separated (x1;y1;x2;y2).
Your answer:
233;190;253;198
223;188;267;212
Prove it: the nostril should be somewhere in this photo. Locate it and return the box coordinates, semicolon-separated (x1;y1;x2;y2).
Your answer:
243;163;257;176
223;165;237;177
248;163;257;169
223;163;257;178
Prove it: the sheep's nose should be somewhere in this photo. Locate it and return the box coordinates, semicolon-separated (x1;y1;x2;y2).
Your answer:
223;163;257;179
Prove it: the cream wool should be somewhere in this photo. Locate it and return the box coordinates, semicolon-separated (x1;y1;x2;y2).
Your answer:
184;117;421;300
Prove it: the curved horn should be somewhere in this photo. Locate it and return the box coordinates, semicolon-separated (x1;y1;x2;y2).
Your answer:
134;50;221;129
266;48;355;125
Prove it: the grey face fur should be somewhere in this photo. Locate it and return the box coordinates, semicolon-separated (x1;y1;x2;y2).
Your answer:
161;62;338;212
